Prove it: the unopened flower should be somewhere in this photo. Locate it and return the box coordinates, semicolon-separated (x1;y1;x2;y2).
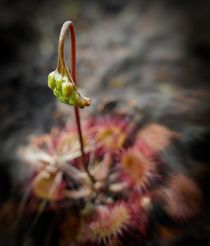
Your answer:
48;70;91;108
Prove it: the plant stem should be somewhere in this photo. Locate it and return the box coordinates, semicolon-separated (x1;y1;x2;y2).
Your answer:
57;21;94;182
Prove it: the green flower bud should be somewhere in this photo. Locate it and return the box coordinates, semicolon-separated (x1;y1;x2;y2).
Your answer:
58;96;66;103
68;92;78;106
53;88;60;98
64;97;70;104
78;97;91;108
48;71;56;89
69;93;91;108
48;70;91;108
62;82;74;97
56;77;63;91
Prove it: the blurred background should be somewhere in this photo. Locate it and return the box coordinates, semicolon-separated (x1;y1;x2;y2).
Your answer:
1;0;210;245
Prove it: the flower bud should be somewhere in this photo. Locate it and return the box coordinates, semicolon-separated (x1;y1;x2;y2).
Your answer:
72;93;81;106
58;96;66;103
53;88;60;98
48;71;56;89
48;70;91;108
78;97;91;108
62;82;74;97
56;77;63;91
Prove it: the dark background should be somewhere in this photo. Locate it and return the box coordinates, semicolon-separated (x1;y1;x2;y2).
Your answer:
1;0;210;244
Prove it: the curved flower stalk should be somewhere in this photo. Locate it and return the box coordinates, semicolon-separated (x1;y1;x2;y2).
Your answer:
48;21;91;108
48;21;92;178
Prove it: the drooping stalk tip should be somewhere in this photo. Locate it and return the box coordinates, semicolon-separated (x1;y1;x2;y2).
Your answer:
48;21;91;109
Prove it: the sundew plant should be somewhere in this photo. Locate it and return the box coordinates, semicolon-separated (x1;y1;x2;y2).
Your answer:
18;21;203;246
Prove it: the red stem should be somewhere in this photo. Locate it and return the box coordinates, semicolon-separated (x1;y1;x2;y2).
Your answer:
57;21;94;182
67;22;87;171
61;21;94;183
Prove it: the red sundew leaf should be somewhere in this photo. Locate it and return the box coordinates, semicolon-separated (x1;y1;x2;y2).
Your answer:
158;174;203;222
77;203;130;244
119;147;157;192
33;171;65;201
127;193;150;236
89;117;133;152
135;123;179;154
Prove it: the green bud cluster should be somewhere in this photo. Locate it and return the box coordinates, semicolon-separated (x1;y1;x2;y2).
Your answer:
48;70;91;108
